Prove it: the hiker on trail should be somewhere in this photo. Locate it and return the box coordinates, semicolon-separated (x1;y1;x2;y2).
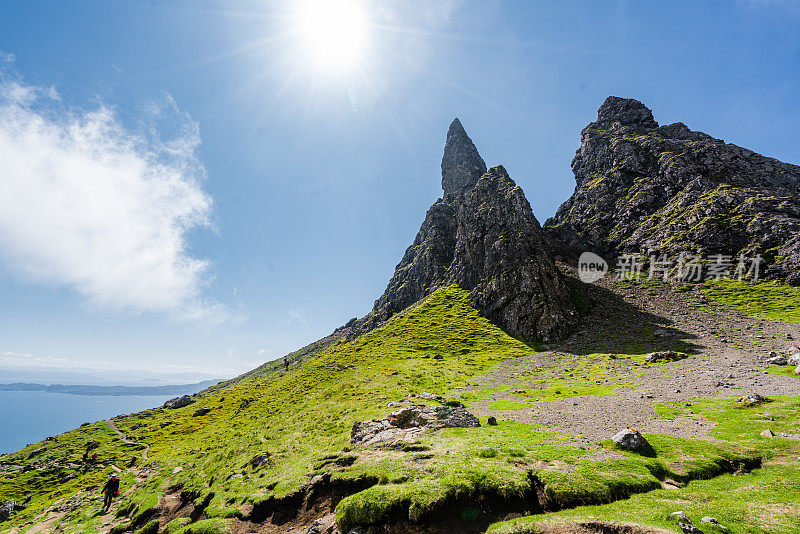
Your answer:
101;474;119;512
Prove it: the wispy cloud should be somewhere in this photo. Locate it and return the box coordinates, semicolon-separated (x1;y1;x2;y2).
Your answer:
287;306;309;325
0;76;225;322
0;50;14;63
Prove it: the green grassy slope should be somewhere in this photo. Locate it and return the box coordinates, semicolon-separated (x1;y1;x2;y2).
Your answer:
488;397;800;534
701;280;800;324
1;284;797;533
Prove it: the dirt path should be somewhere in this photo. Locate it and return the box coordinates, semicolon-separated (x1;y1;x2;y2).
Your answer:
107;419;149;460
471;273;800;443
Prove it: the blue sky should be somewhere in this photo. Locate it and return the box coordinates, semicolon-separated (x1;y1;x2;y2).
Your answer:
1;0;799;381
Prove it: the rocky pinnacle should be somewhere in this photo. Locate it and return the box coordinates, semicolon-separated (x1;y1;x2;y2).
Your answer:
351;119;577;342
441;118;487;197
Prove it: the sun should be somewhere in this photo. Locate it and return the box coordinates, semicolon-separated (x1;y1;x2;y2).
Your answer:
293;0;369;72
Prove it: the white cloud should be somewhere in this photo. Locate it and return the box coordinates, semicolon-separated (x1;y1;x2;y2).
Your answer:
287;306;308;325
0;78;225;322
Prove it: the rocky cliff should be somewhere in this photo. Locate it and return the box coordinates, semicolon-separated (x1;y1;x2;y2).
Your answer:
353;119;577;342
546;97;800;285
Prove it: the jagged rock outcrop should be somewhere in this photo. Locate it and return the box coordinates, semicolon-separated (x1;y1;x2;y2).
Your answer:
353;119;577;342
546;96;800;284
351;404;480;446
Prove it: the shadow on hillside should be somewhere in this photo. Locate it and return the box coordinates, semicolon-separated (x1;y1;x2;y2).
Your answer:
557;281;703;357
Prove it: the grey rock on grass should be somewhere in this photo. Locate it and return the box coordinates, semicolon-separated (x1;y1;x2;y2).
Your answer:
611;428;649;450
352;404;479;446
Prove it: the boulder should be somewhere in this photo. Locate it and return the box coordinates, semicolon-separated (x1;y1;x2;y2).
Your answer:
0;501;24;522
760;429;775;438
796;365;800;376
487;416;498;426
351;405;480;446
611;428;649;451
192;407;211;417
249;454;271;468
163;395;193;409
645;351;683;363
679;523;703;534
85;441;100;451
0;501;13;521
670;511;691;523
788;354;800;366
766;355;788;366
788;345;800;354
701;517;721;526
736;393;766;405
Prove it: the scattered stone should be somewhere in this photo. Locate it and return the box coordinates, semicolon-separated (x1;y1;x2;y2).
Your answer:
736;393;766;406
680;523;704;534
788;345;800;354
249;454;271;468
192;407;211;417
611;429;649;451
163;395;193;409
487;416;498;426
796;365;800;376
670;511;691;523
433;354;444;360
172;466;183;474
130;423;146;430
760;429;775;438
351;405;480;446
645;351;683;363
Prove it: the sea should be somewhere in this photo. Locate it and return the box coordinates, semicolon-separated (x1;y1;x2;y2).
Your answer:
0;390;174;454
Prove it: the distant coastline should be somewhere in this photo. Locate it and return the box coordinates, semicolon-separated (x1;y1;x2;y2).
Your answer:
0;378;223;397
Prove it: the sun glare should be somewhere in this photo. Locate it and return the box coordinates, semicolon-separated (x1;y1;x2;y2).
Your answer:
294;0;368;72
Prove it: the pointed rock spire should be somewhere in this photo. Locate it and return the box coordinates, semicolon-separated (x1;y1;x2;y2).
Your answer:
441;118;487;196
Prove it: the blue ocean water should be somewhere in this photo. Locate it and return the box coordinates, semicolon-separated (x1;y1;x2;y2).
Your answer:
0;390;174;454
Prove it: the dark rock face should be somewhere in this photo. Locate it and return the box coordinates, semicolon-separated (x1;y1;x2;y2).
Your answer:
441;118;487;196
353;121;577;342
546;96;800;282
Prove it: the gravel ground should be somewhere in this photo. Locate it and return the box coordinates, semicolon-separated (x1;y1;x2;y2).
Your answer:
471;275;800;443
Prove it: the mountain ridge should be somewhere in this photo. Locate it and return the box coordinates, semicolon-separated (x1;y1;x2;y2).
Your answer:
546;96;800;285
